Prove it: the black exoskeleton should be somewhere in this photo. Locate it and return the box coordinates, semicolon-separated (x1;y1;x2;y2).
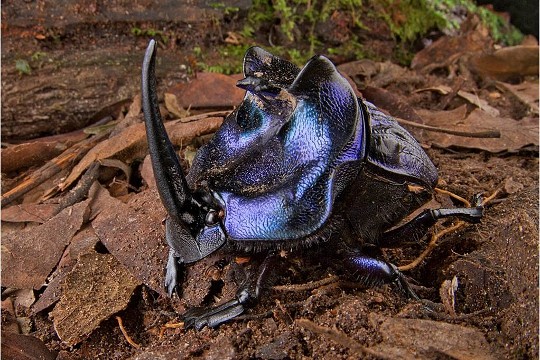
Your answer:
141;40;483;330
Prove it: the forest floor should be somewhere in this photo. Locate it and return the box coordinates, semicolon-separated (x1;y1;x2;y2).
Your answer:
1;1;538;359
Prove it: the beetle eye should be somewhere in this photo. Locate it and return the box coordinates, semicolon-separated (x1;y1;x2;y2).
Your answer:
205;210;220;225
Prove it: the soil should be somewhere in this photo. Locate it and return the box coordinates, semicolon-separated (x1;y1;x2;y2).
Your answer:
1;1;538;360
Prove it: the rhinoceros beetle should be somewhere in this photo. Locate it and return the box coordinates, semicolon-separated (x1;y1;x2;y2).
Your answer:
141;39;483;330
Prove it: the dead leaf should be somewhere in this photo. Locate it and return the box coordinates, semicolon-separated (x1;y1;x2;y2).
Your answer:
32;225;100;314
110;94;143;137
455;90;500;117
372;317;496;360
1;332;57;360
496;80;539;115
411;17;491;71
415;86;500;117
50;251;140;346
1;200;89;289
337;59;379;81
164;92;190;118
140;155;157;189
469;45;539;81
167;72;245;109
440;276;459;316
418;106;539;152
1;203;57;224
92;189;169;295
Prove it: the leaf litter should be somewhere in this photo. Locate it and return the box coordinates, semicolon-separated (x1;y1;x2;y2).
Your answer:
1;14;538;359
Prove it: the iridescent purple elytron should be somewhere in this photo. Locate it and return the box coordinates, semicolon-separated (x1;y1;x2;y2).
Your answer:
142;40;482;330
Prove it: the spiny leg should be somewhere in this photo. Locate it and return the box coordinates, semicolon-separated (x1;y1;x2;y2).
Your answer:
183;252;279;330
378;194;483;248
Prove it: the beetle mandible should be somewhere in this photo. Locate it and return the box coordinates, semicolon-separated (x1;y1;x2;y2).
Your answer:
141;40;483;330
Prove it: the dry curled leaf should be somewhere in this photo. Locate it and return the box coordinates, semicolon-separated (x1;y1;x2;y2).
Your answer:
418;106;538;152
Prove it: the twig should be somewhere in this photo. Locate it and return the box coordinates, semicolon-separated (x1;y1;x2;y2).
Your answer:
395;117;500;139
116;316;141;349
399;187;501;271
272;275;340;292
296;319;390;359
159;321;185;338
1;131;109;207
435;188;471;207
178;110;232;123
52;162;100;216
398;221;465;271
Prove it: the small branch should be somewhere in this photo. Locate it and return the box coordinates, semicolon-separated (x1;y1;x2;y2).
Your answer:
52;162;100;216
272;275;340;292
399;187;501;271
395;117;501;139
435;188;471;207
398;221;465;272
116;316;141;349
1;131;109;207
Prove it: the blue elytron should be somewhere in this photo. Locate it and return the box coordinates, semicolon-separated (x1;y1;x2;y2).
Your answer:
141;40;482;330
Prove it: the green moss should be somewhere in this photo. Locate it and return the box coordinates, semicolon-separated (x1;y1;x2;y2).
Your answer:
379;0;524;45
15;59;31;75
202;0;524;73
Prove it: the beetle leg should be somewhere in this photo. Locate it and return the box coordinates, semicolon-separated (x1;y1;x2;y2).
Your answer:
344;253;419;299
378;195;484;248
183;253;278;330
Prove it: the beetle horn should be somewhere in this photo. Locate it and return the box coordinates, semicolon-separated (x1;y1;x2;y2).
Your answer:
142;39;193;219
142;40;225;273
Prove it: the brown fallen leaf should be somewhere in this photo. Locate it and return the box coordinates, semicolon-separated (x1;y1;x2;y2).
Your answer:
140;155;157;189
469;45;539;82
110;94;143;137
92;188;169;296
411;16;491;72
1;332;57;360
32;225;100;314
1;132;109;207
164;92;190;118
167;72;245;109
439;276;459;316
1;132;89;174
1;203;58;224
417;106;538;152
415;85;500;117
496;80;539;115
372;317;496;360
1;200;89;290
50;251;140;346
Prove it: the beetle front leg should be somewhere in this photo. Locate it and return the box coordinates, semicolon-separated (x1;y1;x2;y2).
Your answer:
183;252;278;330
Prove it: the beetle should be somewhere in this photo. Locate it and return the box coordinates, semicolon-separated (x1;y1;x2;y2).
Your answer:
141;39;483;330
